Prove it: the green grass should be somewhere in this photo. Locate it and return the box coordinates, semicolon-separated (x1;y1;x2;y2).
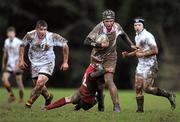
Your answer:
0;88;179;122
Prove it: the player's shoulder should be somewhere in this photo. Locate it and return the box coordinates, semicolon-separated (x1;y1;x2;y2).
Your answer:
94;22;102;29
27;30;37;37
14;37;22;42
114;22;123;30
49;31;58;36
144;29;154;38
114;22;121;27
4;38;9;43
49;31;62;39
4;38;9;45
24;30;36;40
27;30;36;35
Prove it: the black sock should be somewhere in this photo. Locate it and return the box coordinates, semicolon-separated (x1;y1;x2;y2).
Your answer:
156;88;170;98
136;96;144;112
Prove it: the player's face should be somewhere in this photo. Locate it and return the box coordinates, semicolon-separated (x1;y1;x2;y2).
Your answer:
134;22;144;33
36;26;47;39
103;19;114;30
7;31;16;40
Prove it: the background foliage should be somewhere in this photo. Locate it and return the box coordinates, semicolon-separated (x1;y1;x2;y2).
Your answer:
0;0;180;90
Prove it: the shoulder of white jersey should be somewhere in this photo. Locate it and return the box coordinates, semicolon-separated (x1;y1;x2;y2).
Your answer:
114;22;121;30
144;30;155;39
14;37;23;44
47;31;54;37
4;38;9;46
114;22;120;26
94;22;102;29
27;30;36;34
100;21;104;26
4;38;9;42
25;30;36;39
144;29;156;45
114;22;124;35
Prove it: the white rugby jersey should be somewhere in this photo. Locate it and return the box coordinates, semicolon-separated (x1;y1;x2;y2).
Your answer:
4;37;22;71
135;29;157;66
22;30;67;66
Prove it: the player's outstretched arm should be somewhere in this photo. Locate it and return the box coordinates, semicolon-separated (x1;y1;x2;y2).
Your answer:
122;50;138;58
120;33;137;50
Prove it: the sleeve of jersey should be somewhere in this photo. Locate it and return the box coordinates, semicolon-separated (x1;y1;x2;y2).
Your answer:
4;40;8;49
52;33;68;47
84;24;101;48
21;33;32;46
148;34;157;47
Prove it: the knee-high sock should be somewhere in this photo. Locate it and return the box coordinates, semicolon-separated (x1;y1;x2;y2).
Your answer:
46;97;67;110
156;88;170;98
136;96;144;112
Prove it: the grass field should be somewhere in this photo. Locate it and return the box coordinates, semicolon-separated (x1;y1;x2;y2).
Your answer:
0;88;179;122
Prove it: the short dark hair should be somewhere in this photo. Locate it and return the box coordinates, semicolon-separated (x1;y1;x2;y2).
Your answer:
7;26;16;33
36;20;48;28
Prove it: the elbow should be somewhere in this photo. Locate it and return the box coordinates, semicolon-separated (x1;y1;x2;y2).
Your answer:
63;43;69;50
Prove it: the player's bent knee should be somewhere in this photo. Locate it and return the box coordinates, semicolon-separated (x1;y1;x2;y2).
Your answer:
36;81;45;89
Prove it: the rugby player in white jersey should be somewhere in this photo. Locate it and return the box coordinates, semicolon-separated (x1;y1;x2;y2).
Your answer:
2;27;24;103
122;17;176;112
18;20;69;108
84;9;136;112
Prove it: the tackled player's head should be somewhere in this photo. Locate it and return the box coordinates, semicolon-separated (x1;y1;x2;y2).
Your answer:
36;20;48;39
102;9;115;31
134;17;145;33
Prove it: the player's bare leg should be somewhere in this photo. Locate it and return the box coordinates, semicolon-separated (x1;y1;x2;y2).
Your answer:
104;72;120;112
16;74;24;103
41;86;53;106
135;75;144;112
2;72;16;103
97;81;105;111
25;75;48;108
143;78;176;110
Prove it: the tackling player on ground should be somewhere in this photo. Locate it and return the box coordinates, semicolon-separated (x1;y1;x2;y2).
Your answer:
18;20;69;108
44;64;105;111
122;17;176;112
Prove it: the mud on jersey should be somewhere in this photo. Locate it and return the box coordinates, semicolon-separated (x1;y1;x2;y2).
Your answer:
22;30;68;66
135;29;158;78
4;37;22;72
87;22;124;63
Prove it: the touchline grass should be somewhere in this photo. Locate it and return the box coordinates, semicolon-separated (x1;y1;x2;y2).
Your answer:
0;88;179;122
